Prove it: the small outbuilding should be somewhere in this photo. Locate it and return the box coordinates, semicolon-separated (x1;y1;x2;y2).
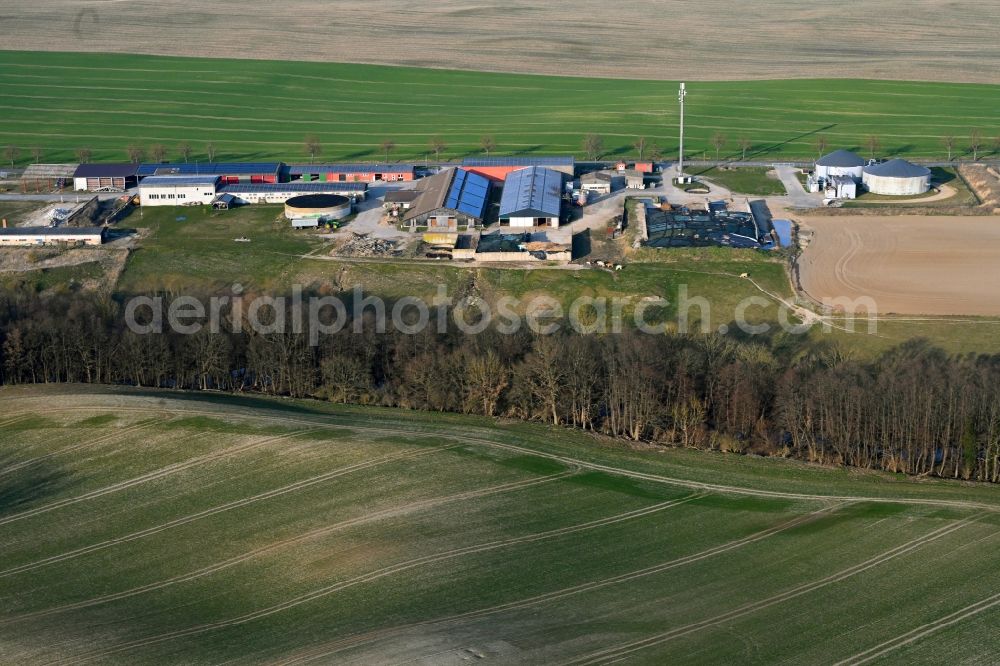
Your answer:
862;159;932;196
581;172;613;195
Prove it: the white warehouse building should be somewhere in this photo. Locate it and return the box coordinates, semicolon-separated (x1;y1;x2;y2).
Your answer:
815;150;866;181
140;175;220;207
862;159;932;196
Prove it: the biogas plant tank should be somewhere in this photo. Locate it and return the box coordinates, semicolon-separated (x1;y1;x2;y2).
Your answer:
284;194;352;221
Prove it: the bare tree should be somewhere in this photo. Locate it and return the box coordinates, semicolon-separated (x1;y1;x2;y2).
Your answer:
31;147;43;164
304;134;322;163
479;135;497;157
710;132;727;161
582;133;604;161
865;135;881;160
633;136;648;161
177;142;193;162
126;144;145;164
942;135;956;161
4;145;19;168
815;135;829;158
429;136;447;161
206;142;218;162
380;139;396;163
149;144;167;163
75;147;93;164
738;137;752;161
970;129;983;161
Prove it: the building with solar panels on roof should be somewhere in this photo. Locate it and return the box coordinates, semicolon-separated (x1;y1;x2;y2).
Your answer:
137;162;282;184
403;168;492;230
461;156;575;182
499;166;563;228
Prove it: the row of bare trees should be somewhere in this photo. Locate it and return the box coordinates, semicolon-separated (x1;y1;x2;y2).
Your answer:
3;290;1000;483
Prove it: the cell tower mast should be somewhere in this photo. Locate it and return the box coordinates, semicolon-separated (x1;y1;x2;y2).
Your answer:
678;82;686;180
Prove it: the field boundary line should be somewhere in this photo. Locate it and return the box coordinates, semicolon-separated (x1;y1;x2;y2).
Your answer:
12;402;1000;513
53;495;700;664
566;516;982;664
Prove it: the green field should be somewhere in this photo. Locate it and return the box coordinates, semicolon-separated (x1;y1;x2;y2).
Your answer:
2;51;999;164
694;167;788;195
2;385;1000;664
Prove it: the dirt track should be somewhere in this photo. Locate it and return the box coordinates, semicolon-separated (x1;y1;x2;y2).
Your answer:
4;0;1000;83
798;216;1000;316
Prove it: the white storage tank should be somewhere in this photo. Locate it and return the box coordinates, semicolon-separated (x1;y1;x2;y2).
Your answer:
862;159;931;196
815;149;865;181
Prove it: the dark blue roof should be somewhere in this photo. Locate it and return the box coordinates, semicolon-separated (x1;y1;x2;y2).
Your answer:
219;182;367;194
863;159;931;178
499;166;563;218
137;162;283;177
73;163;138;179
444;169;491;219
462;156;574;168
140;175;220;187
287;163;414;175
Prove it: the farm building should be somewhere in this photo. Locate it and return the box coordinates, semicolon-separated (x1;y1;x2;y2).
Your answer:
815;150;866;181
137;162;282;184
624;169;646;189
461;156;575;181
863;159;932;195
287;164;414;183
21;164;78;190
403;168;492;229
219;182;368;205
462;232;571;262
0;225;105;246
581;172;613;195
826;175;857;199
499;166;563;228
139;175;220;207
284;194;352;224
73;164;139;192
383;190;421;210
633;161;655;174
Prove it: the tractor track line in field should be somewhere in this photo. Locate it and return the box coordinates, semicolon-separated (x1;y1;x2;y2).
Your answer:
51;495;700;664
0;469;576;624
6;402;1000;514
567;516;982;665
834;589;1000;665
271;503;845;665
0;422;151;478
0;444;461;579
0;428;319;528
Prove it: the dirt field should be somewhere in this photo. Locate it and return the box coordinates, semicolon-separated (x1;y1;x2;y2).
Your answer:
4;0;1000;83
798;215;1000;316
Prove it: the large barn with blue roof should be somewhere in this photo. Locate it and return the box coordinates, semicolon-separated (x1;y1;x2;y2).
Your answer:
499;166;563;228
403;168;492;229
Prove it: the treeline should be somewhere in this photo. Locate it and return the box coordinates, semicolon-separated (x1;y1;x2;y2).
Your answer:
2;290;1000;484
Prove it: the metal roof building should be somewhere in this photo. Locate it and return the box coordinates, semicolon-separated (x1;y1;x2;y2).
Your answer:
73;164;139;192
0;226;106;246
287;163;415;183
862;159;932;195
139;175;221;207
461;156;575;181
403;168;492;228
218;181;368;205
499;166;563;228
137;162;282;183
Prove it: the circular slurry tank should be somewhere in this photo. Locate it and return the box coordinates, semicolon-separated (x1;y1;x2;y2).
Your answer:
862;159;932;196
284;194;352;221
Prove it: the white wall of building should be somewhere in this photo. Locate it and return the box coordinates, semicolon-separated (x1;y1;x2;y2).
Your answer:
140;184;217;207
504;216;558;228
863;173;931;196
815;164;864;181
